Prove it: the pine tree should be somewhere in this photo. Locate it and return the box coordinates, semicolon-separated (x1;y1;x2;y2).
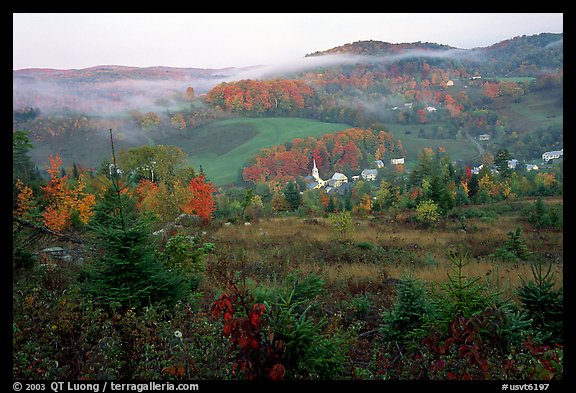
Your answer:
283;181;302;211
381;275;432;346
13;130;41;189
517;262;563;344
80;129;188;310
325;195;336;213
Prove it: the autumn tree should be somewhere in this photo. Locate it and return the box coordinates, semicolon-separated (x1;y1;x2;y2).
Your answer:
139;111;161;130
271;192;290;212
179;174;216;224
483;82;501;99
119;145;195;185
169;113;187;130
328;210;353;242
14;179;36;221
40;154;96;232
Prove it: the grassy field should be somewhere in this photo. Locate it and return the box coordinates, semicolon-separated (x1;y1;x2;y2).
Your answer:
204;196;563;302
171;117;351;186
380;123;480;166
495;87;563;135
28;117;351;185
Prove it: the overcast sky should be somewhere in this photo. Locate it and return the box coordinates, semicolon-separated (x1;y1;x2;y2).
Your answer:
13;13;563;70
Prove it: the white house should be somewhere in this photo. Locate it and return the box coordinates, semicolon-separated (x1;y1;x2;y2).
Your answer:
542;149;563;162
426;106;437;112
526;164;539;171
446;80;454;86
361;169;378;181
374;160;384;168
508;159;518;169
391;158;405;165
479;134;490;141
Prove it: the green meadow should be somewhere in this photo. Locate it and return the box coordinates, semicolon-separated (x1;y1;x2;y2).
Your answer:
380;123;480;166
170;117;351;186
174;118;482;185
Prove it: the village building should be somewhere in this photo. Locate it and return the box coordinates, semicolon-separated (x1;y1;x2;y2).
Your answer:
361;169;378;181
328;172;348;188
479;134;491;141
311;159;326;185
508;159;518;169
304;159;327;190
303;176;322;190
526;164;539;171
446;80;454;86
326;182;353;197
305;157;400;194
542;149;563;162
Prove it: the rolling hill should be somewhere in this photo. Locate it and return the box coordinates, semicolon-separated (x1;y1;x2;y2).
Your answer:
14;33;562;186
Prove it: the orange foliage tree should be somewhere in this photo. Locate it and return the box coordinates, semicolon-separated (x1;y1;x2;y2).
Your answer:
40;154;96;231
179;174;216;223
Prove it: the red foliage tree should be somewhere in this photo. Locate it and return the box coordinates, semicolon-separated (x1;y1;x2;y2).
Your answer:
417;108;428;123
179;174;216;223
483;82;501;99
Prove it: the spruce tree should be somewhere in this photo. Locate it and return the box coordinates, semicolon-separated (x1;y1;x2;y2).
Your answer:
381;275;432;347
283;181;302;211
517;262;563;344
80;129;187;310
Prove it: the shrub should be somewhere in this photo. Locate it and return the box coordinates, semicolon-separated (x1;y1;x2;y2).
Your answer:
160;234;214;291
285;271;327;304
348;293;372;319
328;210;354;242
414;199;440;227
267;290;350;379
527;198;562;229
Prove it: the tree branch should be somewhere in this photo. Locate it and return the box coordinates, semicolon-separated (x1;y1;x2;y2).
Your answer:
13;216;84;244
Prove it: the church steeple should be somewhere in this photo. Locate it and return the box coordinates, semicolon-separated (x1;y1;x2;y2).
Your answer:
312;158;325;185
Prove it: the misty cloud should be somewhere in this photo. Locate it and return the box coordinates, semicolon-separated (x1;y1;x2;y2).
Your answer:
223;48;488;82
12;67;257;116
544;38;563;48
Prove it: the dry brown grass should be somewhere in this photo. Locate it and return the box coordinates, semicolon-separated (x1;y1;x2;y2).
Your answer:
208;198;562;300
386;258;563;300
